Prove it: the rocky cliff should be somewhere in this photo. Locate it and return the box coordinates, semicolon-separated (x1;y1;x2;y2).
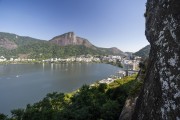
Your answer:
0;37;17;50
132;0;180;120
49;32;94;48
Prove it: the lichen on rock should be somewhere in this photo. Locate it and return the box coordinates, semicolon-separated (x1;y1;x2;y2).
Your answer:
132;0;180;120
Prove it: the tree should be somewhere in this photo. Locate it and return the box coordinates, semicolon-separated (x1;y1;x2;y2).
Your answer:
11;109;24;120
98;83;108;93
101;100;120;120
0;113;7;120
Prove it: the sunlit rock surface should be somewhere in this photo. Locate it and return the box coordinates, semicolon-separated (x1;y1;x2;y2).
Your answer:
49;32;94;48
132;0;180;120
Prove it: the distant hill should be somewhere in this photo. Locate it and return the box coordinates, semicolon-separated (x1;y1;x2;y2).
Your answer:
0;32;45;47
0;32;126;59
49;32;126;56
124;52;133;57
0;32;46;58
134;45;150;58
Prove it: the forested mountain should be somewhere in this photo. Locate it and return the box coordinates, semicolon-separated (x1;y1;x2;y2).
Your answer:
0;32;44;47
49;32;125;56
134;45;150;58
0;32;126;59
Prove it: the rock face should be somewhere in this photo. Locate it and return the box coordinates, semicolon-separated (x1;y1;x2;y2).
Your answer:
119;97;138;120
49;32;94;48
0;37;17;50
132;0;180;120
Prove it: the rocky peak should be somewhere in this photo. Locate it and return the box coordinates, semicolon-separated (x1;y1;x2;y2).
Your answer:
49;32;126;56
132;0;180;120
49;32;95;48
50;32;78;46
62;32;76;42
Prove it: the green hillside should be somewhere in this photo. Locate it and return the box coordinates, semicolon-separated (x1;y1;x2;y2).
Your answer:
0;32;125;59
0;32;44;46
134;45;150;58
16;43;107;59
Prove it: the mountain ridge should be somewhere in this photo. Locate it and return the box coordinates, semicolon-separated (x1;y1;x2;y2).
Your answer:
49;32;125;56
0;32;126;58
134;45;150;58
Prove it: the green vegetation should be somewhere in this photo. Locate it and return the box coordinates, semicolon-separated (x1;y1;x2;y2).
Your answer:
0;32;124;59
134;45;150;58
0;32;44;46
18;43;110;60
0;114;8;120
0;74;142;120
104;60;123;68
1;42;105;60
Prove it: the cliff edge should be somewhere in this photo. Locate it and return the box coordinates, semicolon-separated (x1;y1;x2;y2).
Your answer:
132;0;180;120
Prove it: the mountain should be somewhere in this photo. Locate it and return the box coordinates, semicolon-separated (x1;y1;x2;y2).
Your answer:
0;37;17;50
134;45;150;58
0;32;45;47
107;47;124;55
0;32;125;59
0;32;46;58
49;32;94;48
49;32;126;56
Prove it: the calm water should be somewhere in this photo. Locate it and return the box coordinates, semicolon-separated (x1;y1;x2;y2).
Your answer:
0;63;121;115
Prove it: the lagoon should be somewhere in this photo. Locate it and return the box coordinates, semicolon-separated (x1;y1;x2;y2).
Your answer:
0;63;121;115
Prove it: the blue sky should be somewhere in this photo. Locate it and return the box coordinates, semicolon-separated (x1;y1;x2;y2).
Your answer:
0;0;149;52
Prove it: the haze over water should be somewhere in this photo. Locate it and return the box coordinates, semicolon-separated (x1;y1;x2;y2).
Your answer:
0;63;121;115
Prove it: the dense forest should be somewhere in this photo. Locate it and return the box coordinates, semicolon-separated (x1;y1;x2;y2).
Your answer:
10;43;106;59
0;42;108;60
0;74;142;120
